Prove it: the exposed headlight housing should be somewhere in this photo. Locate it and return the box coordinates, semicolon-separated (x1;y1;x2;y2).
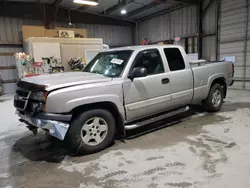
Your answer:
30;91;48;101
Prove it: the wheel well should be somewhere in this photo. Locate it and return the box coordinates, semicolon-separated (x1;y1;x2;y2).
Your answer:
211;77;227;98
71;102;125;136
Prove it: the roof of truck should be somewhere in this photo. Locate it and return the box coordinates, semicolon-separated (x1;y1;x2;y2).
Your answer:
108;45;181;51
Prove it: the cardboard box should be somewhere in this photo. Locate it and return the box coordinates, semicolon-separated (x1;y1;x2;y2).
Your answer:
59;30;75;38
22;25;88;41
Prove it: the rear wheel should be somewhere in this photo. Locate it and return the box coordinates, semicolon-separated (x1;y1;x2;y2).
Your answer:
203;84;223;112
67;109;115;154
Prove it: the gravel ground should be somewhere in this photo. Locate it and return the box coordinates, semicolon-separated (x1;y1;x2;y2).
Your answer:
0;90;250;188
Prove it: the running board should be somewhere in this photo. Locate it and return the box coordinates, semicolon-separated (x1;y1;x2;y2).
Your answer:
125;106;189;130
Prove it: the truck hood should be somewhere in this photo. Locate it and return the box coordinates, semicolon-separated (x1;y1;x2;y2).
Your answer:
21;72;112;91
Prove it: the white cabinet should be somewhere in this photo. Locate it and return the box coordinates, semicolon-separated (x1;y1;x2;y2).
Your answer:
24;37;103;72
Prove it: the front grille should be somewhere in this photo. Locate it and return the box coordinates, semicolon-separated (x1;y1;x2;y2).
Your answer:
15;81;46;113
14;88;31;111
14;97;26;110
16;89;29;98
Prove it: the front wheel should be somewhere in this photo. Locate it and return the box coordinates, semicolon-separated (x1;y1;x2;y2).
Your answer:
67;109;116;154
203;84;224;112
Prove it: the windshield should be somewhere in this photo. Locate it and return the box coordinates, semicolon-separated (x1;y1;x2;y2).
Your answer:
83;50;133;77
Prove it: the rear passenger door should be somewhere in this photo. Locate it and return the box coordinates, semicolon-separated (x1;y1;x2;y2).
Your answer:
163;48;193;108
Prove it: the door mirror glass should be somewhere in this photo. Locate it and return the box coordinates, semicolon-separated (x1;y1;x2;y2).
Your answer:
129;67;147;80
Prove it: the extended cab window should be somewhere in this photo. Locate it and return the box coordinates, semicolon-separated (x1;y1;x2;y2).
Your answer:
164;48;185;71
132;49;164;75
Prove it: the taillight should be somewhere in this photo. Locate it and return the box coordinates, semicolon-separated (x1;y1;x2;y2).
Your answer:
229;63;235;79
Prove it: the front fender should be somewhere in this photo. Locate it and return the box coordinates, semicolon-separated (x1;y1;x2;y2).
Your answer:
45;83;125;119
66;94;125;117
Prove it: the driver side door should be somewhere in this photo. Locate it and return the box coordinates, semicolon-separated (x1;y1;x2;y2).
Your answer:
123;49;172;122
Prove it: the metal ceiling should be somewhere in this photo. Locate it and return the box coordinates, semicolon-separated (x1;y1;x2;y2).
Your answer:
2;0;198;21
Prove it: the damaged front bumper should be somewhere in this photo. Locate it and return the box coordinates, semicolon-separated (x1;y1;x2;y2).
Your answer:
17;111;71;140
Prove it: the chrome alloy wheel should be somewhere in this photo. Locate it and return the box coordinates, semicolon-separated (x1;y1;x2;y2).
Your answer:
212;89;222;108
80;117;108;146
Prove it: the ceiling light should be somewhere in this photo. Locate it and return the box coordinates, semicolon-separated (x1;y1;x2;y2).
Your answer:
121;9;127;15
73;0;98;6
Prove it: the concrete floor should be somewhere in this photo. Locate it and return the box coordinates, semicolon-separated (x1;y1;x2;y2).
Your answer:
0;90;250;188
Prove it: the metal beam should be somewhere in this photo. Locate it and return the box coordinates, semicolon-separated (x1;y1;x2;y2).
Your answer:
136;3;188;21
172;0;197;4
53;0;63;7
127;0;168;18
198;0;202;59
216;0;221;61
0;1;134;26
202;0;214;15
243;0;249;89
102;0;135;15
3;0;8;11
52;0;63;28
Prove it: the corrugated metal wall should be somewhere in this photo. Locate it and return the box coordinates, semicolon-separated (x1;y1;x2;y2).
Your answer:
138;5;198;43
0;47;22;94
0;16;133;94
219;0;249;89
0;17;133;47
202;0;217;61
56;22;133;47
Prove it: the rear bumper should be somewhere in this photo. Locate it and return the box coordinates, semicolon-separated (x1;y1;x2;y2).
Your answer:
229;79;234;86
17;111;71;140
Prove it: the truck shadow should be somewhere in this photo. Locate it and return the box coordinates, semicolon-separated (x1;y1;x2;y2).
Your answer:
12;133;70;163
123;107;204;140
11;101;250;163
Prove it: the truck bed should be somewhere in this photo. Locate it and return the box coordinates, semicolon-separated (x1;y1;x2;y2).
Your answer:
190;60;233;103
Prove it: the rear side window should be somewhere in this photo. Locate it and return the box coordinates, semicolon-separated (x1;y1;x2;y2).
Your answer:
164;48;185;71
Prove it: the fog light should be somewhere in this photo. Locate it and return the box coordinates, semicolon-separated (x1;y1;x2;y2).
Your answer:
50;126;56;134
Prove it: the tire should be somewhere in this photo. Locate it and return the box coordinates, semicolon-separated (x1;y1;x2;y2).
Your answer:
67;109;116;154
203;84;224;112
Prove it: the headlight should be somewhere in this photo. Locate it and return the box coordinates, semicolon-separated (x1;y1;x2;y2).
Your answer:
30;91;48;101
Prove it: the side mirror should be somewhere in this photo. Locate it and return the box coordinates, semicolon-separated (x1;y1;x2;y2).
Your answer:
129;67;147;80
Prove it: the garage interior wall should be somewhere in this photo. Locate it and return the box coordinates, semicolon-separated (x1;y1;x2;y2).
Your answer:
137;5;198;46
0;16;133;94
202;0;217;61
219;0;250;90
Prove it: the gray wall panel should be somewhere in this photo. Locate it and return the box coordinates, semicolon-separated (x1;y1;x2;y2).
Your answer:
202;1;217;35
246;67;250;78
0;47;23;66
0;70;18;80
221;0;245;12
220;41;245;54
0;17;43;44
0;47;23;94
202;36;216;61
201;0;218;61
220;8;246;43
138;5;197;43
70;23;133;47
0;17;133;47
3;83;17;94
219;0;248;89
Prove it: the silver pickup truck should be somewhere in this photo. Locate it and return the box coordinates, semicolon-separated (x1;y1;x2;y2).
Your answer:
14;45;234;154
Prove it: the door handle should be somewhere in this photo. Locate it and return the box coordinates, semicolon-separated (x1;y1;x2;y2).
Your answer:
162;78;170;84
